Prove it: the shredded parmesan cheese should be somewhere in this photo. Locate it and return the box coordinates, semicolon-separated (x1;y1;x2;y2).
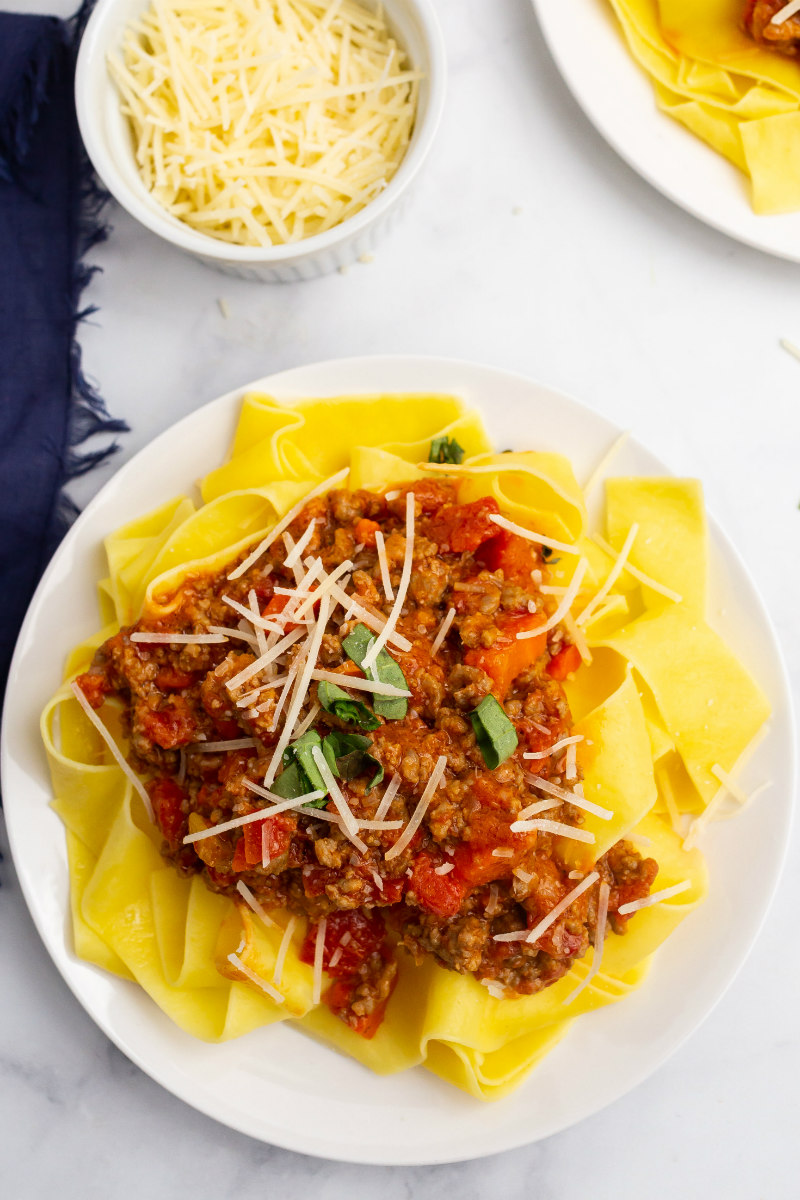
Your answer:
487;512;581;556
374;529;394;602
228;469;349;580
191;738;256;753
523;734;584;761
310;742;367;853
226;625;305;692
110;1;420;248
430;606;456;657
228;953;284;1004
575;523;638;627
491;848;514;858
310;669;410;697
362;491;414;671
509;818;596;843
505;871;601;945
590;532;682;603
284;519;317;569
235;880;278;929
527;774;613;820
384;754;447;861
772;0;800;24
272;916;298;987
515;798;559;821
618;880;691;915
312;917;327;1005
70;682;154;822
563;880;610;1005
434;862;454;875
374;772;401;821
517;559;589;639
130;631;226;644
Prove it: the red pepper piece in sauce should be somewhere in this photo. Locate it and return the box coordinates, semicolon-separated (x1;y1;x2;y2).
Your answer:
425;497;501;553
299;909;386;977
546;644;582;681
353;517;381;547
149;777;187;850
74;671;111;709
464;612;547;700
231;811;296;872
137;696;197;749
323;976;393;1040
476;529;538;582
155;665;196;691
407;850;468;918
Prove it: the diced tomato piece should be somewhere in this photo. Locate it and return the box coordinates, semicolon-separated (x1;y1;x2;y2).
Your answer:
155;665;195;691
149;777;186;849
137;696;197;749
425;497;501;554
75;671;111;709
464;612;547;700
547;644;582;680
354;518;381;547
452;775;534;886
213;718;242;740
475;530;537;582
324;975;395;1039
205;865;235;889
232;810;296;871
299;909;386;976
407;850;468;918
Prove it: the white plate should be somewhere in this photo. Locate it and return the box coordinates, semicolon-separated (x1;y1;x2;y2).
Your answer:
532;0;800;262
1;356;794;1164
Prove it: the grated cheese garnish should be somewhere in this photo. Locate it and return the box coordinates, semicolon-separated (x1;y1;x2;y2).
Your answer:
384;754;447;861
70;682;154;822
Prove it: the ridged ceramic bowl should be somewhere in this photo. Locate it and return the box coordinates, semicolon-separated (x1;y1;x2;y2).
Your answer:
75;0;446;282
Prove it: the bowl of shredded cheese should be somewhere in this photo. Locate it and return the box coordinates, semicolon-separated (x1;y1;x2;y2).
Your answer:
76;0;445;281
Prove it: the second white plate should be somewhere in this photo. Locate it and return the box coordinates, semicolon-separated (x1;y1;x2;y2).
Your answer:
532;0;800;262
1;356;794;1163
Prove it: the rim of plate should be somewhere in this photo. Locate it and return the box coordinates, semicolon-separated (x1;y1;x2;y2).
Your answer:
1;355;795;1164
531;0;800;264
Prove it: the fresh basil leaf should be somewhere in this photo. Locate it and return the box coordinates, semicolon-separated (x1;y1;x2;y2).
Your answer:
470;695;518;769
316;679;380;730
322;730;384;792
291;730;328;797
269;731;330;808
342;623;408;720
269;760;311;801
429;434;465;465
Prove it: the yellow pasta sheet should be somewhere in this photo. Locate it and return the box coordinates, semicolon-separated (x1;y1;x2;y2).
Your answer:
608;0;800;212
42;392;766;1100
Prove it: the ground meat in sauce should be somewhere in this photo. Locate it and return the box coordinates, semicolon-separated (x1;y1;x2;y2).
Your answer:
744;0;800;55
76;479;658;1036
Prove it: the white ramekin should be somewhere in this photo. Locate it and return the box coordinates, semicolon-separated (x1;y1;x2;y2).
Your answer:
75;0;446;283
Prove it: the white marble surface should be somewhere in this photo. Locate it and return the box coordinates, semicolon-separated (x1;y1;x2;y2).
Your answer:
2;0;800;1194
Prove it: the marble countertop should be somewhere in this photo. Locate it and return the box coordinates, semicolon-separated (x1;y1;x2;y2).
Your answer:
2;0;799;1195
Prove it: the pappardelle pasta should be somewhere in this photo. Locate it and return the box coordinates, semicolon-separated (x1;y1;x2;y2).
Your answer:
42;392;769;1100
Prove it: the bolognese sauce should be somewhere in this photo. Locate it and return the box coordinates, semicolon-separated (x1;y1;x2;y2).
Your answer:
76;477;657;1037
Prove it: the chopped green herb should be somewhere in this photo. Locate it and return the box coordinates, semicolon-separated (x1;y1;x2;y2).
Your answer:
428;434;465;465
323;730;384;791
316;678;380;730
270;759;314;802
541;546;553;560
470;695;518;769
342;623;408;720
270;731;329;807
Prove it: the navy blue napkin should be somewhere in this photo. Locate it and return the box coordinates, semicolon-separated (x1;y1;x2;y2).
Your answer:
0;5;126;707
